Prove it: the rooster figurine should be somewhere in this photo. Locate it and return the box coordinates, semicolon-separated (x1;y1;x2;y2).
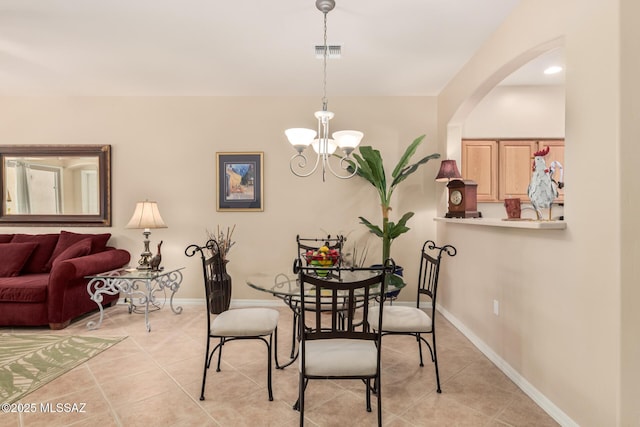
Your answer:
527;146;564;220
149;241;163;271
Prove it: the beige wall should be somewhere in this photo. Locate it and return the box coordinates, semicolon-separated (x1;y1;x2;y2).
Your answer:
620;0;640;424
0;96;440;302
462;85;565;139
437;0;631;425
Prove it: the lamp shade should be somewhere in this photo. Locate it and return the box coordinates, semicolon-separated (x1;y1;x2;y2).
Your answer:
332;130;364;150
285;128;317;148
435;160;462;182
126;201;167;229
311;138;337;155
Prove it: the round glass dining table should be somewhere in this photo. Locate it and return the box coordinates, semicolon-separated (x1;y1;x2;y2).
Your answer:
246;269;405;299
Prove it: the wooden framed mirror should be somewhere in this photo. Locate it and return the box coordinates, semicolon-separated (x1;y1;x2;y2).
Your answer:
0;145;111;226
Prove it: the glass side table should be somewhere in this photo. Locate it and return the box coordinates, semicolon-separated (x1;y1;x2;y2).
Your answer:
86;267;184;332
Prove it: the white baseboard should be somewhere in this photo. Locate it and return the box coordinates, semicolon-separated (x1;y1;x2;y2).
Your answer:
436;303;577;427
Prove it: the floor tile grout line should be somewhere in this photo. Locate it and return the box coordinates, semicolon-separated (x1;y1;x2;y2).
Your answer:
84;362;124;427
156;362;224;426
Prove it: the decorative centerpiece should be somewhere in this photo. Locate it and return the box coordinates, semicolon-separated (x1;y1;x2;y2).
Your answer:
305;245;340;277
206;225;236;314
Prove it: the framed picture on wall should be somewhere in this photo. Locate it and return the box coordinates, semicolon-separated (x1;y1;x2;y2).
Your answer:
216;152;264;212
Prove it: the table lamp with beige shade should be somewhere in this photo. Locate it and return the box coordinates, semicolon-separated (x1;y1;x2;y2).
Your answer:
126;200;167;270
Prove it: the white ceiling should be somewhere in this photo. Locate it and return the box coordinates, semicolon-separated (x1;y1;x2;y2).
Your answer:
0;0;563;97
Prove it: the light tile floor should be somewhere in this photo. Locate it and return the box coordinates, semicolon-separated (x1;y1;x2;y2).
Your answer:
1;302;558;426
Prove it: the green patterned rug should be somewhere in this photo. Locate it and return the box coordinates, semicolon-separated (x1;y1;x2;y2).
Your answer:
0;334;126;404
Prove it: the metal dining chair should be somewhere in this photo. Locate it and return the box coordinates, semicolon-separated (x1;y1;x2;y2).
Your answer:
297;260;393;427
185;239;279;401
367;240;456;393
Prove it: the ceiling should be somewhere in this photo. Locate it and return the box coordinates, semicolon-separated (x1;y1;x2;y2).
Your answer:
0;0;563;97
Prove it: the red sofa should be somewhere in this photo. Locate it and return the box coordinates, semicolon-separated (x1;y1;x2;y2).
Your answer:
0;231;130;329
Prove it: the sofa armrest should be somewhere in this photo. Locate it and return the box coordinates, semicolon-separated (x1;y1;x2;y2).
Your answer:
52;249;131;279
47;249;131;313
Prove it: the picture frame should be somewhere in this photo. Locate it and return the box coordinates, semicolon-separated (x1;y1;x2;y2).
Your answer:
216;152;264;212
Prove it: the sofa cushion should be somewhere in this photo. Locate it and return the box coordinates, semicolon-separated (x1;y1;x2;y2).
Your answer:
52;238;92;268
47;231;111;269
0;242;39;277
0;234;13;243
0;274;49;302
10;233;60;274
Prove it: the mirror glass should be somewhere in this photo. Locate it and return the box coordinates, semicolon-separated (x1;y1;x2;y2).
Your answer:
0;145;111;226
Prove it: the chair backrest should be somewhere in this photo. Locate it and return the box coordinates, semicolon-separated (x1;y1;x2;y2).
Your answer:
417;240;457;307
298;265;389;342
185;239;225;317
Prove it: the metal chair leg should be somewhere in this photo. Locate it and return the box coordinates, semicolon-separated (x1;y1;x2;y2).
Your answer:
290;312;298;358
267;331;274;401
199;337;211;400
433;334;441;393
376;373;382;426
216;337;224;372
366;378;372;412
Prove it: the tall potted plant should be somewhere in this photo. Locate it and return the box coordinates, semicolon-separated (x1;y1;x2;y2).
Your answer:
347;135;440;269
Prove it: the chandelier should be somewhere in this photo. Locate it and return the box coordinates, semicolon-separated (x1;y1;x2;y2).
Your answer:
285;0;363;181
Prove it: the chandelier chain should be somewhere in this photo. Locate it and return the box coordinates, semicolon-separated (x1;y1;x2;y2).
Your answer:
322;11;328;111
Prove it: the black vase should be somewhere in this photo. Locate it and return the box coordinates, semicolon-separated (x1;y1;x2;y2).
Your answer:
210;260;232;314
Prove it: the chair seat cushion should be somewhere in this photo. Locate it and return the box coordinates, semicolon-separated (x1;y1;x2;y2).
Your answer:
300;338;377;377
211;308;279;337
368;305;432;333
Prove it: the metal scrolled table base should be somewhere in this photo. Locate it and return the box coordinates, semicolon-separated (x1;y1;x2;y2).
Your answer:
86;268;184;332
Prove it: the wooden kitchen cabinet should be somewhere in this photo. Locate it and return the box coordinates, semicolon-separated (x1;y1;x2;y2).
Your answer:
499;140;537;200
462;140;498;201
462;138;564;202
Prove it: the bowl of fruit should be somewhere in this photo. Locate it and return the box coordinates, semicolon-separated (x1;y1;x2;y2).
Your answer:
305;245;340;277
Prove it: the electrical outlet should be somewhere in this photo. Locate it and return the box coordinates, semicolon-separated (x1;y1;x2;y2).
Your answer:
493;299;499;316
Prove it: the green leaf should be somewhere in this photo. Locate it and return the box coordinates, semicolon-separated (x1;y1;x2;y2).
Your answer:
386;212;414;239
391;135;425;179
388;224;411;239
391;152;441;189
385;273;404;289
396;211;414;227
349;153;374;186
359;217;384;238
357;146;386;197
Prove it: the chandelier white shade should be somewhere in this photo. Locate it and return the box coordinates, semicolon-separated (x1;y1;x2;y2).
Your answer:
311;138;337;155
285;128;317;152
332;130;364;154
285;0;363;181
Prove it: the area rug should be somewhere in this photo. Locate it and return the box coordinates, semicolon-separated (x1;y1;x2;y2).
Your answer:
0;334;126;404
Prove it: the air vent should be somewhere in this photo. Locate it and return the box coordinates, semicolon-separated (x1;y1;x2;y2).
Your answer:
315;45;341;59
